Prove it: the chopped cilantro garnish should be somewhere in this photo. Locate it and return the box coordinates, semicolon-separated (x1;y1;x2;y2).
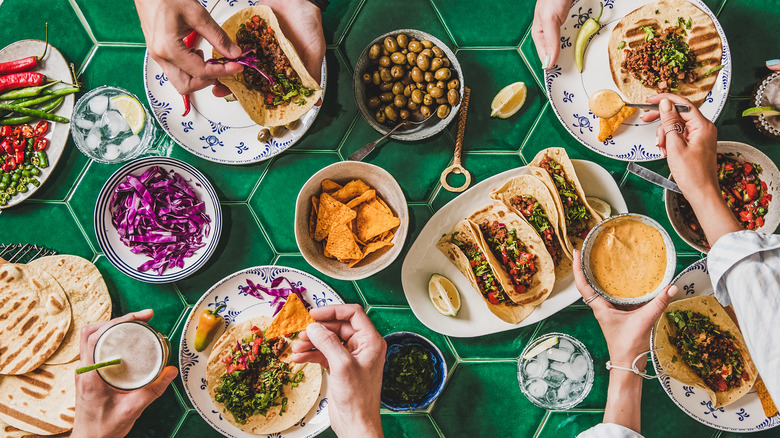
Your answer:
704;64;724;77
640;26;656;41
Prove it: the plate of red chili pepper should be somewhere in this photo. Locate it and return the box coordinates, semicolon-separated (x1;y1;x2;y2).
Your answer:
0;39;77;208
665;141;779;252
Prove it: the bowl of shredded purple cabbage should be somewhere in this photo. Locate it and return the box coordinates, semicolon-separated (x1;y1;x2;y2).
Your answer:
94;156;222;283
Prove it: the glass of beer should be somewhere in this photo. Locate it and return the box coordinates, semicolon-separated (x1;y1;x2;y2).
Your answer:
93;321;170;391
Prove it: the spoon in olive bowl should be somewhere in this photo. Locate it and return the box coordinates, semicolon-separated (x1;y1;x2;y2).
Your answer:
347;113;434;162
588;89;690;119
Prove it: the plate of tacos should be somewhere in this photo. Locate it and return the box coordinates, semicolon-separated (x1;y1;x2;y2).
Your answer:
545;0;730;161
650;259;780;432
179;266;343;438
144;0;326;164
402;148;627;337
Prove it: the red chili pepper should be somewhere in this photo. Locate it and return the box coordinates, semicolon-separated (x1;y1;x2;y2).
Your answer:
1;140;12;155
3;156;16;171
20;124;34;138
14;150;23;164
0;126;11;137
33;121;50;137
33;137;48;152
180;30;199;117
13;141;24;151
0;25;48;75
0;72;45;93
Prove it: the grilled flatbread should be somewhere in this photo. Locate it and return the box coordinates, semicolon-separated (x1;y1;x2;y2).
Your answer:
0;264;71;375
608;0;722;106
0;420;70;438
28;255;112;365
0;361;77;435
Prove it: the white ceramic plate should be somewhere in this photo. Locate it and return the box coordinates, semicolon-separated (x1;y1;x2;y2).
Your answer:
651;259;780;432
180;265;343;438
94;156;222;283
143;0;326;164
0;40;74;208
401;160;627;337
545;0;731;161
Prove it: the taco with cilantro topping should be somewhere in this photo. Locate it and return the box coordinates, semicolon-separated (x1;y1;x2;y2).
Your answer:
215;6;323;127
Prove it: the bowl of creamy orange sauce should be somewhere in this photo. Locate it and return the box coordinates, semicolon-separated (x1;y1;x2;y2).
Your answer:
580;214;676;306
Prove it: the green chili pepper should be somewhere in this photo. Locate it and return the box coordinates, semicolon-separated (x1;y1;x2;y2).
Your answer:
10;171;20;183
0;96;65;125
29;177;40;187
29;167;40;176
0;183;6;191
17;183;27;193
0;103;69;123
36;151;49;168
574;2;604;72
0;80;60;100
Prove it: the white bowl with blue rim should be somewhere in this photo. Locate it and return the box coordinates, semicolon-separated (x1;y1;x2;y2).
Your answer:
380;331;447;412
94;156;222;283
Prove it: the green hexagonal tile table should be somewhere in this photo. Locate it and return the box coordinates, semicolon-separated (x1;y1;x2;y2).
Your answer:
1;0;776;437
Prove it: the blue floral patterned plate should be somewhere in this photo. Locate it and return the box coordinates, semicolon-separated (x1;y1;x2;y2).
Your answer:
180;265;343;438
143;0;326;164
545;0;730;161
650;259;780;432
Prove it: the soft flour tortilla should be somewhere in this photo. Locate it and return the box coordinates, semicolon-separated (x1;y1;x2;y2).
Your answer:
468;203;555;307
653;296;757;408
0;264;71;375
28;255;112;364
490;174;573;280
437;221;536;324
529;148;602;253
0;420;70;438
0;360;78;435
215;5;323;127
206;318;322;434
608;0;722;106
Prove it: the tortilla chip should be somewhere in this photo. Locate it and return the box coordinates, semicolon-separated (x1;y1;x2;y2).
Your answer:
321;179;342;194
264;294;316;339
598;106;637;142
353;232;365;246
356;202;400;242
326;223;363;261
323;247;334;259
346;189;376;209
348;240;394;268
331;180;370;203
309;197;318;239
756;380;778;418
314;192;357;241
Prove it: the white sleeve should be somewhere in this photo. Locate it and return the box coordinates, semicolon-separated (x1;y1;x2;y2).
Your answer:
577;423;644;438
707;230;780;403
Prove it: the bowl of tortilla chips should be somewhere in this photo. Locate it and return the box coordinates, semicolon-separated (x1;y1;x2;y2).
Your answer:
295;161;408;280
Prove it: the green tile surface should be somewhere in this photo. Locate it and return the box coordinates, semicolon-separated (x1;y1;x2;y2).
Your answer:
1;0;777;437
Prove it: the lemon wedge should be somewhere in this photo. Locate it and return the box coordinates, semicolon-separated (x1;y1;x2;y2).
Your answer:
490;82;527;118
742;106;780;117
111;95;145;135
428;274;461;317
523;336;559;360
586;196;612;219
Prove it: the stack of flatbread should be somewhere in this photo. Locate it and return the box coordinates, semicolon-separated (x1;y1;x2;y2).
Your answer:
0;255;112;437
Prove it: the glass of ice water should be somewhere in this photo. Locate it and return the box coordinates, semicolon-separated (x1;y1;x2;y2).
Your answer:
72;86;156;164
517;332;594;410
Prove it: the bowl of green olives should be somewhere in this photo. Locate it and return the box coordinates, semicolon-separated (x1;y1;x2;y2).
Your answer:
354;30;464;141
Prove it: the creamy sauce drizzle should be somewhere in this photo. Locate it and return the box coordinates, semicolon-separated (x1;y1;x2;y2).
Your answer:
589;89;626;118
590;218;666;298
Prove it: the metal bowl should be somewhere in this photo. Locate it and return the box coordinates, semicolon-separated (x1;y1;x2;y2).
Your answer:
353;29;464;141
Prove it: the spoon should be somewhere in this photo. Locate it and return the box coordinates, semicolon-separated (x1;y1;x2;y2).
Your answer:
347;113;434;162
440;87;472;192
588;89;690;119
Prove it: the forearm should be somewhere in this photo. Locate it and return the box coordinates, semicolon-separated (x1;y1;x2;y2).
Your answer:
602;370;644;433
685;185;741;247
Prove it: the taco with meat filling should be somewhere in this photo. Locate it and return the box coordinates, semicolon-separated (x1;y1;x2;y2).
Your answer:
529;148;602;252
215;6;323;127
206;317;322;434
653;296;757;408
608;0;723;106
437;221;536;324
490;174;573;280
467;203;555;307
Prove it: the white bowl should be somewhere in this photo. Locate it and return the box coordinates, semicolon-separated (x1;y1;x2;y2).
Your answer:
580;213;676;306
294;161;408;280
665;141;780;252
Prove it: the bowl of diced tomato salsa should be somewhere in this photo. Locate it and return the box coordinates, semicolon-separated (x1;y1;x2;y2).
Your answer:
665;141;779;252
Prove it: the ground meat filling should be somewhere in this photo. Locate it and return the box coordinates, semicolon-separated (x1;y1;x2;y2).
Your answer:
479;220;538;292
538;157;592;238
449;233;518;306
621;25;698;92
510;195;563;266
268;337;287;357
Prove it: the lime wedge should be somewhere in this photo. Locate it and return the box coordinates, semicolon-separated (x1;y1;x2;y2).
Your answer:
586;196;612;219
111;95;145;134
490;82;527;119
76;358;121;374
742;106;780;117
428;274;461;317
523;336;559;360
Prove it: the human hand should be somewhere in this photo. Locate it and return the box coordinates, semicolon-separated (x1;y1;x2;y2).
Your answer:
71;310;178;438
574;250;678;369
531;0;570;69
259;0;326;83
767;59;780;72
290;304;386;438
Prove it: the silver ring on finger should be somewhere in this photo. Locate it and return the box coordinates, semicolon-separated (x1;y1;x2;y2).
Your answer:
664;123;684;135
583;294;600;306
